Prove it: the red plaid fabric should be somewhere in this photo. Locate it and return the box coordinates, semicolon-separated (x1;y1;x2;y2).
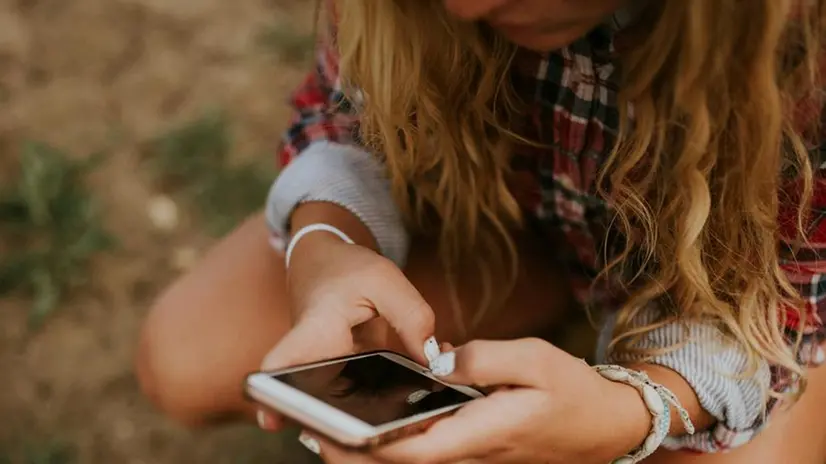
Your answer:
277;4;825;452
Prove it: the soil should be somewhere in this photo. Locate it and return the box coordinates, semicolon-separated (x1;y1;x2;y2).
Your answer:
0;0;319;462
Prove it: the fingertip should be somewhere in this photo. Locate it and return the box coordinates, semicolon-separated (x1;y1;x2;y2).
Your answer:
259;337;292;371
424;336;442;363
257;409;278;431
298;430;322;455
259;352;282;372
430;351;456;377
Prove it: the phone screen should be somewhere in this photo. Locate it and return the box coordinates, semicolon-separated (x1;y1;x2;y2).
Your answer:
274;354;476;427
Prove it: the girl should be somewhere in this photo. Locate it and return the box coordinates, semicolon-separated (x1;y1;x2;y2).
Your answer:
137;0;826;462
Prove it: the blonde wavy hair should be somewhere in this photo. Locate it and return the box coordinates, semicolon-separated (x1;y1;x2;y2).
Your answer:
334;0;825;393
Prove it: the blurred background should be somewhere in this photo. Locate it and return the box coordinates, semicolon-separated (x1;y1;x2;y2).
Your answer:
0;0;319;462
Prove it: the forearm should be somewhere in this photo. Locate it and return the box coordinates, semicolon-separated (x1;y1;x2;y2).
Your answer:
630;363;716;435
601;309;772;453
599;363;716;458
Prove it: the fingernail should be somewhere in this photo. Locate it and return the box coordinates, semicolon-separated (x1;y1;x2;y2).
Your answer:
298;431;321;455
424;336;441;363
257;410;274;430
430;351;456;377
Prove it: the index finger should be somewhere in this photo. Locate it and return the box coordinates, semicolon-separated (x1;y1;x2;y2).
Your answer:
364;264;437;364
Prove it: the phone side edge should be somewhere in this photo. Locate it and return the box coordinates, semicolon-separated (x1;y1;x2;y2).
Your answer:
246;373;376;447
372;402;468;434
378;351;485;398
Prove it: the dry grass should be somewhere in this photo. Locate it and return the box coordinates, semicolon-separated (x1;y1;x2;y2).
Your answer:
142;111;275;237
0;0;319;462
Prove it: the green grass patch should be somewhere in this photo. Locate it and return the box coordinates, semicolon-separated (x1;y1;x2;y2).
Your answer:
0;438;76;464
0;142;115;328
21;441;75;464
142;111;274;237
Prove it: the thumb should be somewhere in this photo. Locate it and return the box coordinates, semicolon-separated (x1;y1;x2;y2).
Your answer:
437;338;557;388
261;311;355;371
254;313;355;434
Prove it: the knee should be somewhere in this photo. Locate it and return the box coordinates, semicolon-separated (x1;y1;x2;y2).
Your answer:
135;294;213;427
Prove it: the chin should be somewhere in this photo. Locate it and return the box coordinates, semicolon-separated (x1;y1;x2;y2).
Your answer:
497;24;598;52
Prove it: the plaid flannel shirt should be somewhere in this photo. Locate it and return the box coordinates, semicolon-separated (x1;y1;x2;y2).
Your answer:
276;3;826;453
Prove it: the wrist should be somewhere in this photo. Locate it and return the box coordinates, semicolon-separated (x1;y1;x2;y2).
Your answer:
595;375;652;459
291;202;379;252
287;226;353;265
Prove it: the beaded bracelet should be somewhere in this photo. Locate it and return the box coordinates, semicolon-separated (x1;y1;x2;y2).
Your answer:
593;365;695;463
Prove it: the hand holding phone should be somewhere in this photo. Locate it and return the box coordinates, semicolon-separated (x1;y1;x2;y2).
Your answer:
247;351;483;448
258;226;439;431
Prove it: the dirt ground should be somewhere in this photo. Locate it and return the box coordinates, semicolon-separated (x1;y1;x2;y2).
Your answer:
0;0;319;462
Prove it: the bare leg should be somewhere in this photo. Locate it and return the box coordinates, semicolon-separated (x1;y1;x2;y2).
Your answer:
135;214;576;426
136;214;292;425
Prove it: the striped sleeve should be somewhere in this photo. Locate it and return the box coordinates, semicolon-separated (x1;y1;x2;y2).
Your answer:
601;308;772;452
267;1;409;265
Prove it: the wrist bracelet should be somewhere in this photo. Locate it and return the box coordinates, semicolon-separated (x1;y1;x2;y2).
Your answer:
593;364;695;463
285;223;355;268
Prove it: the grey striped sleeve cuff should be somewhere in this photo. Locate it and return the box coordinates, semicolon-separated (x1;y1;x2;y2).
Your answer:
600;307;771;451
266;141;410;266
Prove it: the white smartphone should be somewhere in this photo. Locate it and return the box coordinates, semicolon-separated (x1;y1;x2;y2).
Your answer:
245;351;484;449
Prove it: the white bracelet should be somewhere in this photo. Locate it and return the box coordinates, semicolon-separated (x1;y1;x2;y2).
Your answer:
285;223;355;268
593;365;695;463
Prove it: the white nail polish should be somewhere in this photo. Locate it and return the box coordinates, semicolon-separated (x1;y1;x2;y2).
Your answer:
256;410;267;429
299;432;321;455
430;351;456;377
424;336;441;363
